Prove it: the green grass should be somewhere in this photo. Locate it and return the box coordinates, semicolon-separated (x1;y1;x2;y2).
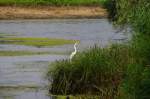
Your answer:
106;0;150;98
0;0;107;6
112;0;150;35
0;37;76;47
47;44;133;97
47;40;150;98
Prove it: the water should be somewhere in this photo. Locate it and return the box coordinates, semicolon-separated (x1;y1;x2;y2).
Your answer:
0;19;129;99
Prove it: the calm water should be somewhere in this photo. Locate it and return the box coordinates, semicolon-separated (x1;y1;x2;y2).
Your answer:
0;19;130;99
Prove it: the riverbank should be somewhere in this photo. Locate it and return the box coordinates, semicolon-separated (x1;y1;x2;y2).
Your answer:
47;0;150;98
0;6;107;19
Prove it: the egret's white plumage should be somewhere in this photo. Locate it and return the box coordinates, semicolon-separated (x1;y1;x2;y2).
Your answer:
70;42;78;61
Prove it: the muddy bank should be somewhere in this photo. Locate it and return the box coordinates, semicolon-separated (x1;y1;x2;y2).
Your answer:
0;6;107;19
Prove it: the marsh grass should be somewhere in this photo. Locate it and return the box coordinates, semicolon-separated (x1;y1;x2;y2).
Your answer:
116;33;150;99
0;0;107;6
48;38;150;98
114;0;150;34
47;44;134;97
111;0;150;98
0;37;76;47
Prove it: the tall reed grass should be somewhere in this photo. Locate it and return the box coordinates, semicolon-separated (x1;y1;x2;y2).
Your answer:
47;44;134;98
117;0;150;34
112;0;150;98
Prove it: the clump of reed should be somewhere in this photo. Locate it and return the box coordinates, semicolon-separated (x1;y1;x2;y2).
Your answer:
47;44;133;98
47;37;150;98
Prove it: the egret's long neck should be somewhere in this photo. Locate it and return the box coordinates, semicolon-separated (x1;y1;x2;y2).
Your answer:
74;44;77;52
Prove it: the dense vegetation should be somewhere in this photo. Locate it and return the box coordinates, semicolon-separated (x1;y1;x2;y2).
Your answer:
0;0;106;6
47;0;150;98
48;45;132;97
113;0;150;99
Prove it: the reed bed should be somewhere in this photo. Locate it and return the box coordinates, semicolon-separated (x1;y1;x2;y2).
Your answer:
47;44;133;98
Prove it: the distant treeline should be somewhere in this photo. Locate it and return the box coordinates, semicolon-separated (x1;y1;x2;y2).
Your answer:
0;0;107;6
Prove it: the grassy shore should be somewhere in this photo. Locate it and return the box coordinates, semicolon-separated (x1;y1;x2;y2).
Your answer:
0;0;106;6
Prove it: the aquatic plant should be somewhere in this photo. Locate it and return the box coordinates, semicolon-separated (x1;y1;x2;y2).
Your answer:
0;37;76;47
47;44;133;98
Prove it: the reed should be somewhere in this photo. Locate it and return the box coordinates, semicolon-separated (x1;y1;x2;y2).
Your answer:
47;44;133;98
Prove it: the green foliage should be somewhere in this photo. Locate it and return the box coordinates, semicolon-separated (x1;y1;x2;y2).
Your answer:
117;64;144;99
139;68;150;99
118;64;150;99
132;34;150;65
109;0;150;98
47;44;132;98
115;0;150;34
115;33;150;99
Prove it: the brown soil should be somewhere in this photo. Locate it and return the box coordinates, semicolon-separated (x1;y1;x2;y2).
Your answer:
0;6;107;19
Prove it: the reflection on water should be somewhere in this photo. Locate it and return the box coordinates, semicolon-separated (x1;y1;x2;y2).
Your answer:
0;19;130;99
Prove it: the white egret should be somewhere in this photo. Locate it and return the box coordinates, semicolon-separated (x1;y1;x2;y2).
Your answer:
70;42;78;61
